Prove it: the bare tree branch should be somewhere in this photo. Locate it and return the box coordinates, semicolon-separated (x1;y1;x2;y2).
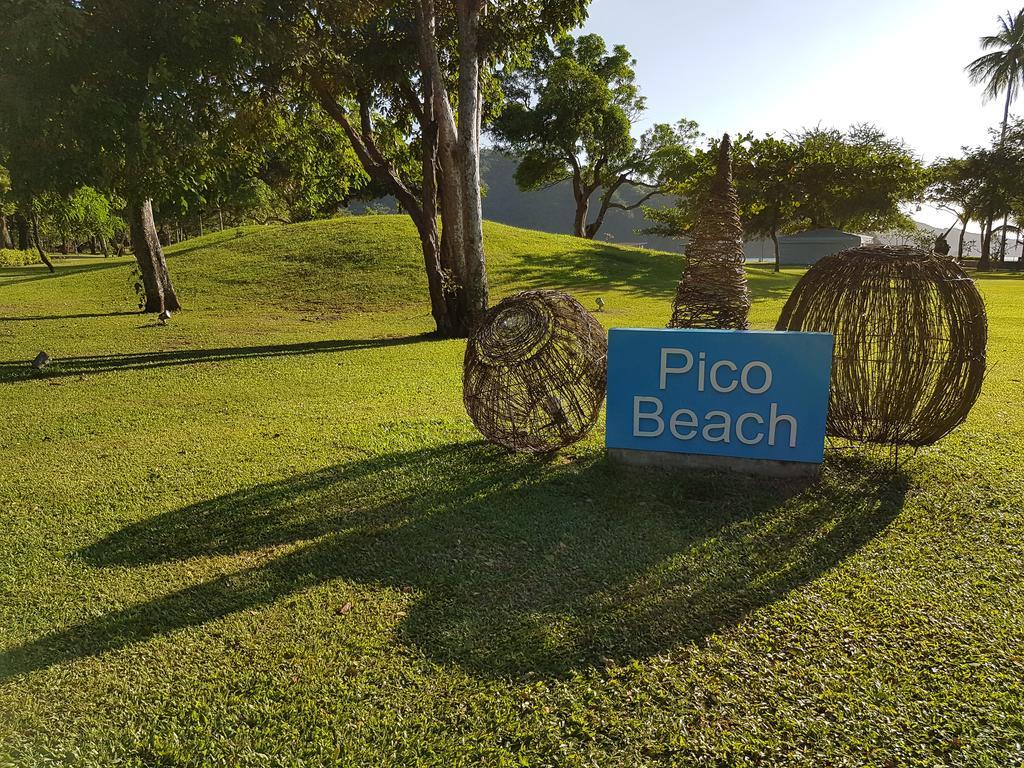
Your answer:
608;189;662;211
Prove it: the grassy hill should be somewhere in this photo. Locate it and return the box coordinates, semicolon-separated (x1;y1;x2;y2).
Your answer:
1;216;1022;766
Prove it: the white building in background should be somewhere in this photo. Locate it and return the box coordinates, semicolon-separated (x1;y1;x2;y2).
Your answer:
744;228;873;265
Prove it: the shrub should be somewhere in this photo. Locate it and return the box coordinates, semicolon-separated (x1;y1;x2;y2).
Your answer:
0;249;41;267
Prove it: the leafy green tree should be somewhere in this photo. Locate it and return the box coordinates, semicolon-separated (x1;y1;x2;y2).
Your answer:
235;0;590;335
738;136;802;272
928;154;992;260
984;118;1024;262
0;152;52;265
647;135;803;271
967;9;1024;268
222;99;367;225
137;93;368;236
648;126;925;262
792;125;925;232
930;120;1024;265
0;0;264;310
36;187;124;255
491;33;699;239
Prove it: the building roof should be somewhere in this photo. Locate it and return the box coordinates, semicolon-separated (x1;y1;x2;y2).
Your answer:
777;228;873;243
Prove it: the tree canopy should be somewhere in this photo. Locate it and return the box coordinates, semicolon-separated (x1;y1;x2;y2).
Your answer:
647;125;926;266
490;32;699;239
966;8;1024;267
226;0;592;335
36;186;125;255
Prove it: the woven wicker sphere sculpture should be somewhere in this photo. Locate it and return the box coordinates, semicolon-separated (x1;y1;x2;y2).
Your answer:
776;246;987;446
669;133;751;330
463;290;608;453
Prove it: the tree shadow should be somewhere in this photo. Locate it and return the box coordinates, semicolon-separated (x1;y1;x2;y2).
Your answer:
500;245;682;300
498;247;800;304
0;260;128;288
164;230;253;259
0;335;435;383
743;264;809;303
0;311;140;323
974;270;1024;280
0;443;906;681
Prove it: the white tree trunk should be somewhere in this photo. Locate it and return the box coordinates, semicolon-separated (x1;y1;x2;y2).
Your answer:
456;0;489;325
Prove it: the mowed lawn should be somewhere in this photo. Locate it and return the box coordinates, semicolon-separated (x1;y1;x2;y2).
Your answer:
1;216;1022;767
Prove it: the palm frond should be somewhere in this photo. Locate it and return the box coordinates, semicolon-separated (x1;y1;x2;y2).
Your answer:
966;11;1024;104
979;34;1010;50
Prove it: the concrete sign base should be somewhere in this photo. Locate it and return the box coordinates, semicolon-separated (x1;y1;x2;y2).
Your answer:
608;447;822;479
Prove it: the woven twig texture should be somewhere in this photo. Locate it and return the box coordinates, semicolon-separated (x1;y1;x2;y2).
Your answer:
464;290;608;453
776;246;987;446
669;134;751;330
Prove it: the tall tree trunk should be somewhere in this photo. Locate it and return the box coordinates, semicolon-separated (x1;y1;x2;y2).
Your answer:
455;0;488;327
99;234;110;258
416;0;469;334
771;228;781;273
416;35;456;336
310;2;490;338
982;88;1014;272
583;176;635;239
129;203;163;312
313;70;464;336
996;86;1013;265
128;198;180;313
980;217;992;271
429;63;468;322
14;213;30;250
418;216;455;336
998;215;1009;264
0;215;12;249
30;214;55;272
957;216;967;260
573;192;589;238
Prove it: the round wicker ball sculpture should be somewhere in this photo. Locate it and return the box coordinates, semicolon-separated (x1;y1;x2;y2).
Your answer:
463;290;608;453
776;246;987;446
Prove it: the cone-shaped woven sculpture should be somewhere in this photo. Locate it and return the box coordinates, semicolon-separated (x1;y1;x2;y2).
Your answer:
669;134;751;330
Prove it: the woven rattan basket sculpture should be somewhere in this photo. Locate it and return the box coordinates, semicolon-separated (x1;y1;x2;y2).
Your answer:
669;133;751;330
463;290;607;453
776;246;987;446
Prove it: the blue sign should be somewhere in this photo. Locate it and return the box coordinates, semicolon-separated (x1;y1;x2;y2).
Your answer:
606;328;833;464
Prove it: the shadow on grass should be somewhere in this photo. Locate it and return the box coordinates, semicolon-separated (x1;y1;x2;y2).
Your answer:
499;245;681;300
0;335;434;383
0;260;128;288
164;230;255;259
498;247;800;304
0;310;140;323
973;269;1024;280
0;443;906;681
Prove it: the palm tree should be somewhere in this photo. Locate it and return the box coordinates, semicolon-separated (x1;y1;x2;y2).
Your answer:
967;9;1024;270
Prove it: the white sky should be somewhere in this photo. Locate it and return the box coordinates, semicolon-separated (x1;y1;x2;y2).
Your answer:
579;0;1015;230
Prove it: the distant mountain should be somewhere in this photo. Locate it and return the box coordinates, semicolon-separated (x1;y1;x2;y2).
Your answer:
480;150;684;252
481;151;985;261
360;149;1019;262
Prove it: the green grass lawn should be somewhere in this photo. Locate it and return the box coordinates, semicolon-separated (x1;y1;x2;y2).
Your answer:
1;216;1022;767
